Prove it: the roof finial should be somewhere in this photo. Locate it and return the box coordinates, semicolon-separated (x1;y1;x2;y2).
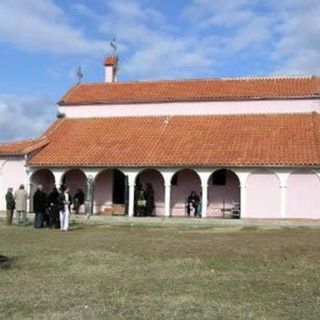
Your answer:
110;37;117;55
76;66;83;84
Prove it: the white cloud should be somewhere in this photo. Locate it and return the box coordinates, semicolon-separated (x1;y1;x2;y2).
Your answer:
0;0;318;77
183;0;253;29
0;95;56;142
96;0;219;79
0;0;105;55
271;0;320;75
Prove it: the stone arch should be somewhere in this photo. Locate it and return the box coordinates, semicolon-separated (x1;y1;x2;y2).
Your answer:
246;169;281;218
207;169;240;217
286;169;320;219
170;168;201;216
135;168;165;216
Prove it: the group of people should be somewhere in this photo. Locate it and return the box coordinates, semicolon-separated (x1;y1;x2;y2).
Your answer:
5;184;85;232
134;183;155;216
5;183;202;223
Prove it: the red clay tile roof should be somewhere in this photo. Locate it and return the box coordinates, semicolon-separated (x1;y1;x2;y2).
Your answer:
104;55;118;66
59;76;320;105
27;113;320;167
0;138;49;156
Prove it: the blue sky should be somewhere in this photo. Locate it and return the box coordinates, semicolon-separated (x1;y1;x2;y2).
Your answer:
0;0;319;142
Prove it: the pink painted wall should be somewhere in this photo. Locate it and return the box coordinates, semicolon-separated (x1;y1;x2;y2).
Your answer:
246;170;281;218
0;157;26;211
138;169;165;216
171;170;201;216
94;170;113;213
286;170;320;219
207;171;240;217
63;169;86;197
60;99;320;119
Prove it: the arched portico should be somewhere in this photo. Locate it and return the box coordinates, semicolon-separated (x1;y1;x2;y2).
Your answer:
170;169;201;216
135;169;165;216
207;169;240;218
94;169;126;215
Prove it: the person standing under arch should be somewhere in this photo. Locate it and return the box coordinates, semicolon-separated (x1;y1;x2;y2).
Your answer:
58;186;72;231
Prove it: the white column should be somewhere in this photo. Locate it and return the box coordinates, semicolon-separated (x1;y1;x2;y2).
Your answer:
164;183;171;217
122;169;139;218
25;168;32;212
161;169;176;218
85;175;95;215
128;183;135;217
201;184;208;218
83;169;99;215
196;170;212;219
240;184;247;218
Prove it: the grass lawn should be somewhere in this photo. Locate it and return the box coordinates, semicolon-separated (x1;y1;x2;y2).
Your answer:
1;219;320;319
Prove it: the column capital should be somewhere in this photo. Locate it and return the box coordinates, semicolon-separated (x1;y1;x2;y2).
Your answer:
275;171;290;188
86;174;95;186
51;169;65;187
83;169;99;181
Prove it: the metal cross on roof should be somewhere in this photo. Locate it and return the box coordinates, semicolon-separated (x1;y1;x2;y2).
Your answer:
76;66;83;83
110;37;117;55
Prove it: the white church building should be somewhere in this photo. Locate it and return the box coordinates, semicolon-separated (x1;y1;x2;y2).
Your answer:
1;55;320;219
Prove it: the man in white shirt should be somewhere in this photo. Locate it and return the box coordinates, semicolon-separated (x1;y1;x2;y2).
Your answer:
58;186;72;231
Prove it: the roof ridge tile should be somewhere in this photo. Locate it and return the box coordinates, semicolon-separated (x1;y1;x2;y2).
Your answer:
58;76;320;106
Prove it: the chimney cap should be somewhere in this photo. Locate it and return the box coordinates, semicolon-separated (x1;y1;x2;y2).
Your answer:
104;55;118;66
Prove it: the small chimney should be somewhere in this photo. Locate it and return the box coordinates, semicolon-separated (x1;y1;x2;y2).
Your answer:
104;55;119;83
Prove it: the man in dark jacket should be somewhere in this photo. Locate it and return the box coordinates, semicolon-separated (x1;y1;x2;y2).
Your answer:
33;185;47;228
5;187;15;225
48;187;60;228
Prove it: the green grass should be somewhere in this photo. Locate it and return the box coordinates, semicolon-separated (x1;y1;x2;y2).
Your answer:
1;220;320;319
